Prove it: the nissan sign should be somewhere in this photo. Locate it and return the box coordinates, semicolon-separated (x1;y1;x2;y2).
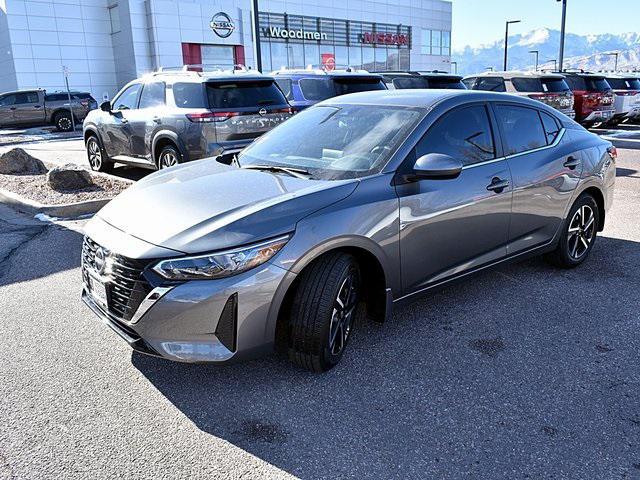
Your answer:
209;12;235;38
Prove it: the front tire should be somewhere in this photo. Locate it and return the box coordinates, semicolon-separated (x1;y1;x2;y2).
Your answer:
547;194;599;268
288;253;361;373
86;135;113;173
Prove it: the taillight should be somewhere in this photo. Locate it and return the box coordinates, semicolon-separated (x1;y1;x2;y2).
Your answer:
615;90;639;96
607;146;617;160
80;99;89;107
272;107;294;114
186;112;239;123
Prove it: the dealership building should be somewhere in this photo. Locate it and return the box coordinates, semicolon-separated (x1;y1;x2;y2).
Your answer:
0;0;452;100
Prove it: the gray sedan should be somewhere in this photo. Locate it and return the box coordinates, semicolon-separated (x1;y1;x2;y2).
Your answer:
81;90;616;372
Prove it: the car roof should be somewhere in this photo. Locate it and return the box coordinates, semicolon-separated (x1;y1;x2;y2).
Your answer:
271;68;382;79
318;89;547;109
464;71;566;80
555;70;606;78
379;70;462;80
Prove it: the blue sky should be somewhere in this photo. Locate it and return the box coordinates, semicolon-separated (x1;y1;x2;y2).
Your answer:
452;0;640;49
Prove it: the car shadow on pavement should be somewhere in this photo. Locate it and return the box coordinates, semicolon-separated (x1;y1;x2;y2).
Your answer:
131;235;640;479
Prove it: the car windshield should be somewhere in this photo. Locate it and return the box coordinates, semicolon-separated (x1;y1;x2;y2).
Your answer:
237;104;424;180
299;77;386;102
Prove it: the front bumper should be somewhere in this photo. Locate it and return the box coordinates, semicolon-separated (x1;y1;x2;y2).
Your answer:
82;257;292;363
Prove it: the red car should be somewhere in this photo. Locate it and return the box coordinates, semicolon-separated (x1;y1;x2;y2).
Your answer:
560;71;615;127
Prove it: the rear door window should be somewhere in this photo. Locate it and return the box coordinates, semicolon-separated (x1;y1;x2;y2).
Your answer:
206;80;287;109
495;105;547;155
417;104;495;166
138;82;165;108
172;83;206;108
540;111;561;144
475;77;506;92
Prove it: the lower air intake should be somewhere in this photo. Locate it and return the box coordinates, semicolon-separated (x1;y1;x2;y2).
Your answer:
216;293;238;352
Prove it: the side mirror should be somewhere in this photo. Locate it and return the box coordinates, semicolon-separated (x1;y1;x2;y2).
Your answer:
100;101;112;113
411;153;463;180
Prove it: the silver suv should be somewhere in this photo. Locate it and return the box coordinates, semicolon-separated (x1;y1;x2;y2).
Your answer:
82;67;293;172
81;90;615;372
463;71;575;118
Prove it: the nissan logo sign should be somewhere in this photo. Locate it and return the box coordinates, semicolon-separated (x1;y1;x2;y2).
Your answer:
258;108;267;116
93;247;107;275
209;12;235;38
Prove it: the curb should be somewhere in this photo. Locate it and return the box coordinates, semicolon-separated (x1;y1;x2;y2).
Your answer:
0;188;111;219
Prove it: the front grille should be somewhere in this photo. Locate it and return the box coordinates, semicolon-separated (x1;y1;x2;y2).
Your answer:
82;237;153;321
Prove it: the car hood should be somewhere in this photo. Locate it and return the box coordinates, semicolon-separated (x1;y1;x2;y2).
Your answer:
96;159;358;255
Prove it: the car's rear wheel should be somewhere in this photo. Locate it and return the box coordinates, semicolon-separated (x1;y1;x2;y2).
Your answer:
547;193;599;268
288;252;361;372
158;144;182;170
54;111;73;132
86;135;113;173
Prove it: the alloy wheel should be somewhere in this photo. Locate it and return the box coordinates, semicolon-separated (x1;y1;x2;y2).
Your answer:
87;138;102;170
567;205;595;260
328;272;359;356
160;151;178;169
58;116;72;131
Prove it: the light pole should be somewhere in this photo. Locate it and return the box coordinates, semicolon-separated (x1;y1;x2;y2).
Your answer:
450;61;458;74
529;50;539;71
557;0;567;72
503;19;521;71
485;66;494;72
604;52;619;71
251;0;262;72
545;59;557;71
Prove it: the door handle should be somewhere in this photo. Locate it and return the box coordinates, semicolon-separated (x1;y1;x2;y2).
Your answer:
564;156;580;169
120;118;129;124
152;116;161;124
34;105;42;109
9;107;16;111
486;177;510;193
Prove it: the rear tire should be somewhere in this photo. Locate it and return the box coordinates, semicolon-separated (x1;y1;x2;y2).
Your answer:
158;144;182;170
85;135;113;173
288;252;361;373
546;194;599;268
54;111;73;132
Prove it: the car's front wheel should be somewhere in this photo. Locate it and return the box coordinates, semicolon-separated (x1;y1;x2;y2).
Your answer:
86;135;113;173
547;193;599;268
288;252;361;372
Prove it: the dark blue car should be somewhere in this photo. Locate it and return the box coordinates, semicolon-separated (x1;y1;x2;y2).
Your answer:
272;68;387;110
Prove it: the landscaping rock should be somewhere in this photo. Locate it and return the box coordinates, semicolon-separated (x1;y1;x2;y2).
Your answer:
0;148;47;175
46;164;94;191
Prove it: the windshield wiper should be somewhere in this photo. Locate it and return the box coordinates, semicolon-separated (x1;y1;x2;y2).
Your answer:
241;164;311;179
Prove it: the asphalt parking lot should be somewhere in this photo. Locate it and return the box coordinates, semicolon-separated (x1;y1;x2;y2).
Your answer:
0;139;640;479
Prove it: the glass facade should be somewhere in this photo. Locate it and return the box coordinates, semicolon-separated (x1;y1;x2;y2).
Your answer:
420;29;451;56
258;12;412;72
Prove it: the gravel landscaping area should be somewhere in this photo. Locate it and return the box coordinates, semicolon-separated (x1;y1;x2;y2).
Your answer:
0;166;131;205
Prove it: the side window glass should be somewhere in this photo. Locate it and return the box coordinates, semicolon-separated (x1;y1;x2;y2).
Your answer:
112;84;141;111
416;105;496;166
476;77;506;92
0;95;16;106
495;105;547;155
15;92;39;104
462;77;476;89
540;111;561;144
138;82;165;109
275;79;293;101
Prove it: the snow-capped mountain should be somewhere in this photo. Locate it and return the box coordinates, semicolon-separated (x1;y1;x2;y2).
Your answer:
452;28;640;75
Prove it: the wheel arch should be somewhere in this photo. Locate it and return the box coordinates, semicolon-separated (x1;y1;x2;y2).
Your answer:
577;185;606;231
271;241;390;353
152;131;189;166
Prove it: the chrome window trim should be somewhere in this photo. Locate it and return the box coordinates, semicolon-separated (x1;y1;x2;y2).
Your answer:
461;127;566;170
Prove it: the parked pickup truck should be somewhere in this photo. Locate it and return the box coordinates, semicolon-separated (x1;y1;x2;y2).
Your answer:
0;89;97;131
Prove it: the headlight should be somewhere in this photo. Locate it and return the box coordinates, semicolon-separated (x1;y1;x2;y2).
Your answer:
152;235;290;281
